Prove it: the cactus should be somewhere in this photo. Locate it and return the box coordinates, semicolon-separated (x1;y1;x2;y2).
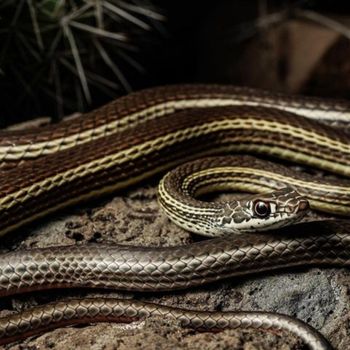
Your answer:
0;0;164;124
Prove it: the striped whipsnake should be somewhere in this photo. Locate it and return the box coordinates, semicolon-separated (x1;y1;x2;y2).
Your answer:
0;85;350;349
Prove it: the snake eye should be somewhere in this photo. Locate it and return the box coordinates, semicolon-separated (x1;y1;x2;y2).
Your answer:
253;201;271;218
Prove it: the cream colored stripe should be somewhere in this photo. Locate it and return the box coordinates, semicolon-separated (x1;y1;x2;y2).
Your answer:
158;178;218;215
185;174;349;204
0;158;195;236
1;118;350;211
1;98;350;161
183;167;350;195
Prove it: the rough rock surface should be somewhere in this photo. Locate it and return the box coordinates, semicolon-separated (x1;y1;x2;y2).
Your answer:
0;119;349;350
0;183;348;350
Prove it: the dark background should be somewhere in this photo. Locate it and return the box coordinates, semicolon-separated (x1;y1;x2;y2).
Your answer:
1;0;350;126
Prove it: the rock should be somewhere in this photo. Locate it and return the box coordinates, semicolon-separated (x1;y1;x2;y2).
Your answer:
1;115;348;350
1;182;348;350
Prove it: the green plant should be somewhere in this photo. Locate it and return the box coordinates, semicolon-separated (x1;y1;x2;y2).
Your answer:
0;0;164;124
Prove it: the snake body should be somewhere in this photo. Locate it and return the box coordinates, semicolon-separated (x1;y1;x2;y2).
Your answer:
0;221;347;349
0;298;331;349
1;104;350;237
1;84;350;165
0;85;350;348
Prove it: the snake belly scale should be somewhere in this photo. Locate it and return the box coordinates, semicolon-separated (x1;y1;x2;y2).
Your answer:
0;85;350;348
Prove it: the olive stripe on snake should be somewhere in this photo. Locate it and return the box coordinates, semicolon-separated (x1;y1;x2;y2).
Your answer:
0;85;350;348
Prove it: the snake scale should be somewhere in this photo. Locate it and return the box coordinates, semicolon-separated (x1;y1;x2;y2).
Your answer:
1;85;350;349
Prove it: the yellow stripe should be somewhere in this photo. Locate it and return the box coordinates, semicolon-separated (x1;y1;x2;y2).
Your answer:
183;167;350;195
1;100;350;161
2;118;350;212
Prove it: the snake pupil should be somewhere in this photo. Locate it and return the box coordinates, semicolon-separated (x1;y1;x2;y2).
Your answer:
254;201;271;218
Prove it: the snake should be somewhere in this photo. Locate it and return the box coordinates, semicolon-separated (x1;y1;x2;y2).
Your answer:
0;85;350;348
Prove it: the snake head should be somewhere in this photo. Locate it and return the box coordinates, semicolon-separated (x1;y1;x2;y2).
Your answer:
216;187;309;235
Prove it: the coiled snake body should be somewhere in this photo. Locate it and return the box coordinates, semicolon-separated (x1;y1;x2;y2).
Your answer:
1;85;350;349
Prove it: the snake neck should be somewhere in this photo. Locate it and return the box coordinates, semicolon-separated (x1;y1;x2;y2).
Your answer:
158;157;309;236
